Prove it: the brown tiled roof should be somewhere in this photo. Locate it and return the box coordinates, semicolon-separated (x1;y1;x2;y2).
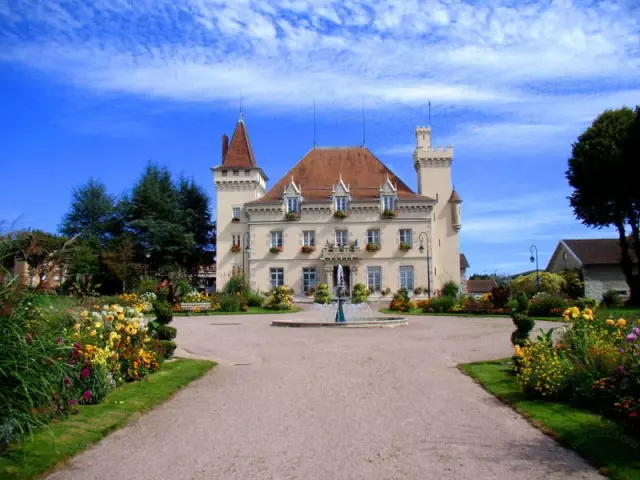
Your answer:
563;238;629;265
222;120;256;168
449;189;462;203
466;279;497;294
460;253;469;270
248;147;431;204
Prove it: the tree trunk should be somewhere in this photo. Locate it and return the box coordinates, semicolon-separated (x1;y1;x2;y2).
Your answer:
615;217;640;306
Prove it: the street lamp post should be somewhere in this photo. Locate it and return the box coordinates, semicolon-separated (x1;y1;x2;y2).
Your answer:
418;232;432;299
530;244;539;291
242;232;251;281
144;252;150;277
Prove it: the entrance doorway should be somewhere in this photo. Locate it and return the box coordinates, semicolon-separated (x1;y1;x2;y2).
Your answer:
333;265;351;295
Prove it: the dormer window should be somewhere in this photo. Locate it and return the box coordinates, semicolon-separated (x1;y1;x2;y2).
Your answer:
336;196;348;212
383;195;395;212
287;197;299;213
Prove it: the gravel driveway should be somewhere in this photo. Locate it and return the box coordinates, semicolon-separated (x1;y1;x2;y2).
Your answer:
48;310;603;480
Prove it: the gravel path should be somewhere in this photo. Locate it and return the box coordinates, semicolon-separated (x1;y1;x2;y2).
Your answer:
48;310;603;480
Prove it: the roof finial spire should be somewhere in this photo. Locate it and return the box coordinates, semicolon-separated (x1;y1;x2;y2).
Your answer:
428;99;431;128
239;96;245;123
361;97;366;147
313;100;317;148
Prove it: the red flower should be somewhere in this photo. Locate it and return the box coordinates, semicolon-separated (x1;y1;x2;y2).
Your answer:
64;376;72;388
630;411;638;418
82;390;92;402
81;367;90;379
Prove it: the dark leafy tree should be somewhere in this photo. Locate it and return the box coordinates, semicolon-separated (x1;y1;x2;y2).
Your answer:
59;179;119;243
566;106;640;304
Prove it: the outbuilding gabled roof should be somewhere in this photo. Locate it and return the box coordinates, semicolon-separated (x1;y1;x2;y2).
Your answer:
466;279;497;294
563;239;627;266
248;146;433;204
222;120;256;168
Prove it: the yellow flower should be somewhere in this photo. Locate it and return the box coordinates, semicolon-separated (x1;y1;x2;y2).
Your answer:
106;314;114;322
144;337;151;343
115;323;123;331
95;322;102;328
117;313;125;321
90;330;97;337
73;323;81;331
617;318;627;328
606;319;615;326
514;345;524;358
80;311;88;318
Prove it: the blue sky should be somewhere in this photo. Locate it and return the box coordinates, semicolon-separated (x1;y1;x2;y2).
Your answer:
1;0;639;275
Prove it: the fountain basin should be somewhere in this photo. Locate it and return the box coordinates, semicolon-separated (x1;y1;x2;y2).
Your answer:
271;317;408;328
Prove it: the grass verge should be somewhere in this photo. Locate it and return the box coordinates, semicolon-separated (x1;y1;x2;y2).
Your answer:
1;359;215;480
174;306;303;316
378;308;561;322
460;359;640;480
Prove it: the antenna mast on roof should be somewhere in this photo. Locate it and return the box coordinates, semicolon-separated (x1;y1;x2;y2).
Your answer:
428;99;431;127
313;100;317;148
361;97;366;147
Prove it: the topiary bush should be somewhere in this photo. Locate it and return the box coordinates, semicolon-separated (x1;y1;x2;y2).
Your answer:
150;339;177;359
513;292;529;314
351;283;369;304
314;284;331;304
510;271;566;296
510;312;535;346
441;281;459;298
153;299;173;325
153;324;177;341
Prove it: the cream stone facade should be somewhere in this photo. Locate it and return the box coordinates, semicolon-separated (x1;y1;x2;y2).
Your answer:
213;118;463;298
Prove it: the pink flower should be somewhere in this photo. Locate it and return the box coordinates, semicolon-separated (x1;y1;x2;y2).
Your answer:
630;411;638;418
73;342;81;351
82;390;92;402
56;337;63;344
68;399;77;406
80;367;90;379
64;376;72;388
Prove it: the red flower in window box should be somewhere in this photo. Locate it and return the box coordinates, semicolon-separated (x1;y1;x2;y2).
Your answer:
230;245;241;253
231;217;240;223
366;242;381;252
398;242;411;252
381;209;396;218
333;210;348;219
301;245;315;253
270;246;283;254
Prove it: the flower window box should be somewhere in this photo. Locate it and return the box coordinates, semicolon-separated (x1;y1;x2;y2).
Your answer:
269;246;283;254
301;245;315;253
285;211;300;221
230;245;241;253
366;242;381;252
398;242;411;252
381;209;396;219
334;210;348;219
231;218;240;223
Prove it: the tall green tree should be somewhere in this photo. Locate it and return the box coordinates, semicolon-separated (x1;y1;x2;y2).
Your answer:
59;179;119;243
566;106;640;304
177;177;216;273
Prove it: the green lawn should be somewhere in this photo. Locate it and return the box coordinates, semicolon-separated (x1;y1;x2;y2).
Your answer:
0;359;215;480
378;307;562;322
597;308;640;322
174;306;303;316
460;359;640;480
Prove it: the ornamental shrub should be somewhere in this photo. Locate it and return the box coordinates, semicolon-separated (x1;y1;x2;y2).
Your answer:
314;284;331;304
574;297;599;310
560;269;585;299
602;289;622;307
513;292;529;314
427;295;456;313
389;288;410;311
488;285;510;308
245;291;265;307
219;294;242;312
351;283;369;304
510;313;535;346
158;340;177;359
441;281;459;298
224;275;249;295
153;299;173;325
136;275;158;295
510;271;566;296
263;285;294;310
153;324;177;341
528;293;568;317
516;341;572;398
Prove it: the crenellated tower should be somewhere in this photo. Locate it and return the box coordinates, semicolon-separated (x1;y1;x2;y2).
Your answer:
212;118;268;287
413;125;460;287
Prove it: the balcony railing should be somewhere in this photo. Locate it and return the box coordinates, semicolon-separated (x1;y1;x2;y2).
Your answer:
320;244;361;260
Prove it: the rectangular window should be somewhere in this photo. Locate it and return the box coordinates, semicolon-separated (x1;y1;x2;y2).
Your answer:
270;268;284;289
399;266;414;291
232;234;240;246
399;229;413;247
232;207;240;220
336;196;348;212
367;266;382;292
244;169;251;176
367;229;380;245
270;231;283;248
302;268;317;293
383;196;395;211
335;230;348;247
287;197;299;213
303;231;315;246
221;170;228;177
233;170;239;176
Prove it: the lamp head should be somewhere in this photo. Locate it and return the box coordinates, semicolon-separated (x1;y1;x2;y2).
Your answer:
419;244;425;254
529;255;534;264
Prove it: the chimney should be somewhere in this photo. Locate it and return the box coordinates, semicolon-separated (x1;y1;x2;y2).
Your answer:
222;134;229;161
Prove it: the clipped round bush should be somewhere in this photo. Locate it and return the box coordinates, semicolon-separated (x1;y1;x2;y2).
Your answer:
441;281;459;298
427;295;456;313
153;300;173;325
351;283;369;304
154;325;177;341
601;289;622;307
314;284;331;304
